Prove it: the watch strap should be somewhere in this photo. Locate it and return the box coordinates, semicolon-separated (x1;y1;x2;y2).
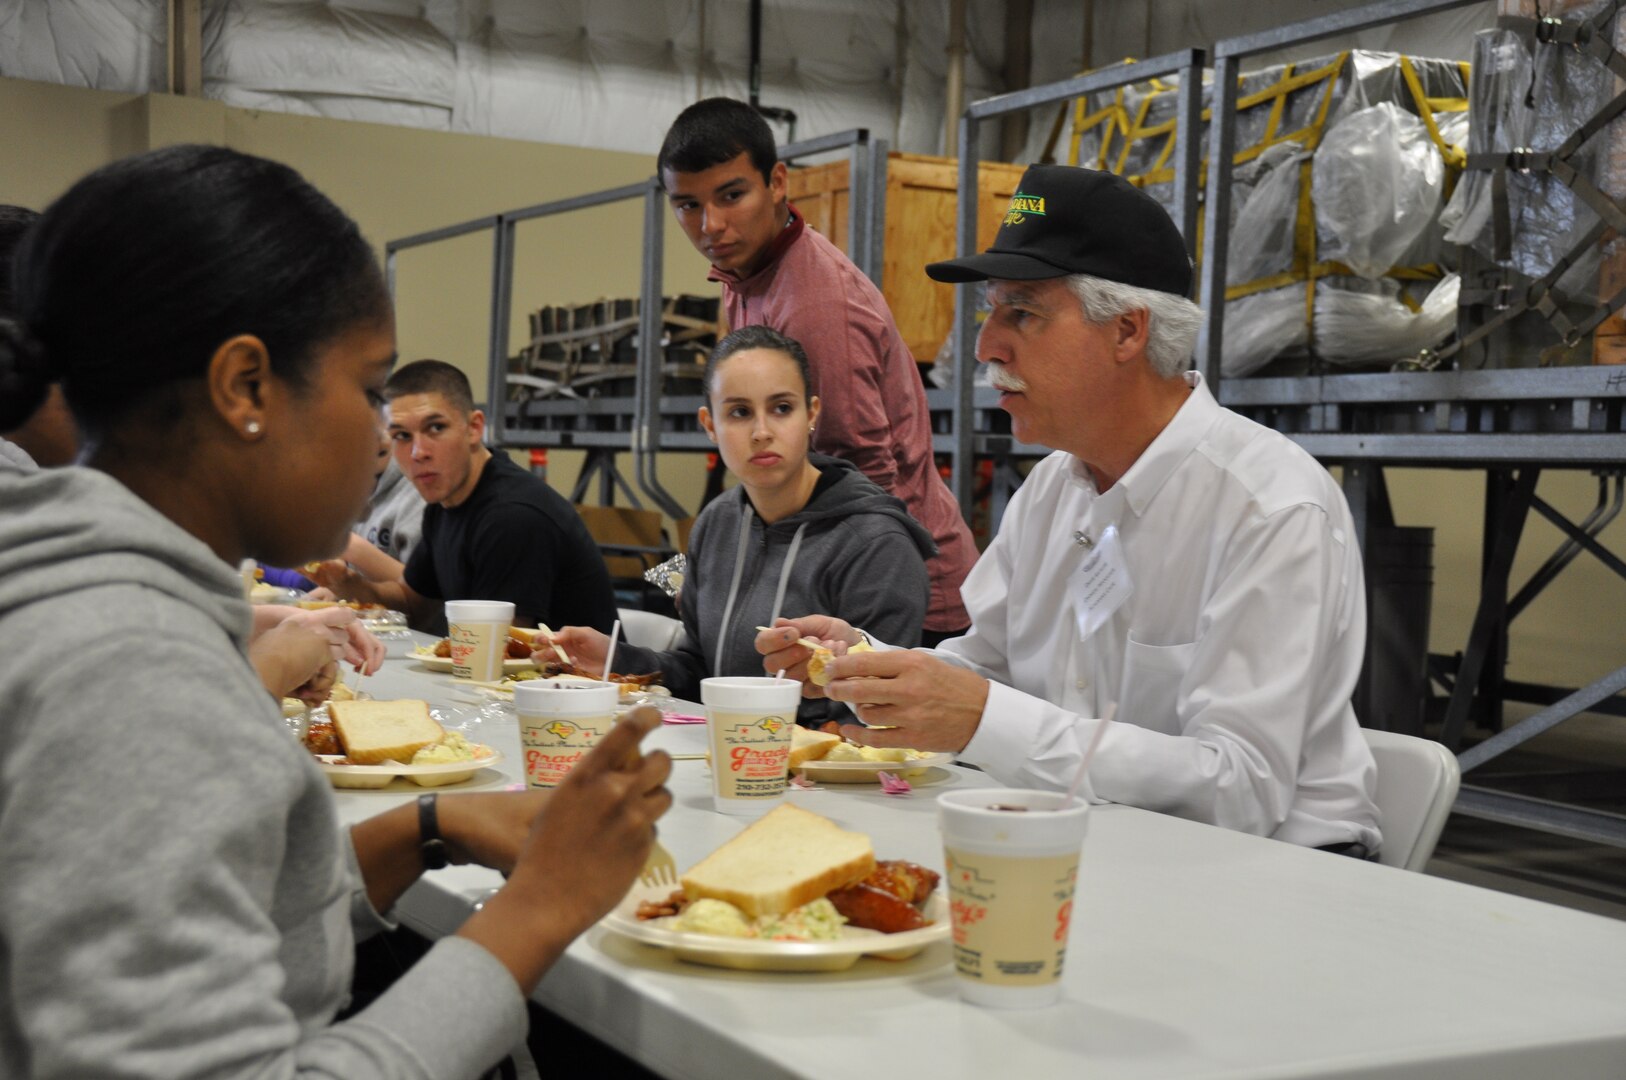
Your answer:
417;793;449;871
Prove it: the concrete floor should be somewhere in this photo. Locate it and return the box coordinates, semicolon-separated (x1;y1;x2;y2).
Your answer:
1421;710;1626;922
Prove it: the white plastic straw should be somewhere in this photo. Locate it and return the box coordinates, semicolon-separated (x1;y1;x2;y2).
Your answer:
600;618;622;683
1063;701;1117;807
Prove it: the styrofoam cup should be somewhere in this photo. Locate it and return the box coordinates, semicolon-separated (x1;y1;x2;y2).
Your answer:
444;600;515;681
514;679;619;788
700;676;800;816
938;788;1090;1008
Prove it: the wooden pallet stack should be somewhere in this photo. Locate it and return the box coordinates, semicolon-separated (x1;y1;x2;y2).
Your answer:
515;294;721;396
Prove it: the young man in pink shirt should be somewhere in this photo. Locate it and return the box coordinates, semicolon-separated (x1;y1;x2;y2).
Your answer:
659;97;977;643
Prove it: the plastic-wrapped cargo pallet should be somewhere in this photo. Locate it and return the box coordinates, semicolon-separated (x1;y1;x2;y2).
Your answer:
1439;0;1626;368
1065;51;1469;377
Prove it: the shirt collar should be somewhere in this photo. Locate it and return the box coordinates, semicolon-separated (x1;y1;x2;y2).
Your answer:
707;203;806;287
1068;371;1220;517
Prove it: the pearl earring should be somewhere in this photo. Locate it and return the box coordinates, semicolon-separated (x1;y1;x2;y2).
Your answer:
246;421;262;435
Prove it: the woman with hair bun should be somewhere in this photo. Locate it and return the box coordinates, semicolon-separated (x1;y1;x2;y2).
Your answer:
0;145;671;1080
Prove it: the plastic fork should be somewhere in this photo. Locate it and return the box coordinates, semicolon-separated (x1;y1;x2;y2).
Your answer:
639;838;679;889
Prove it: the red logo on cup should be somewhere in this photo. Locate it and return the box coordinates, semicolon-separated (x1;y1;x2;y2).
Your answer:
1054;900;1073;942
729;745;789;772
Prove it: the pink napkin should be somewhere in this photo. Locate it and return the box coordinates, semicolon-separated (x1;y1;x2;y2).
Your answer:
662;712;707;725
877;771;912;796
789;773;820;790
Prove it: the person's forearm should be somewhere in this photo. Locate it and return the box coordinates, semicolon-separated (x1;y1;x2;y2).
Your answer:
251;604;297;639
338;576;428;624
344;532;406;583
352;801;578;995
350;802;425;914
456;887;579;995
248;642;301;698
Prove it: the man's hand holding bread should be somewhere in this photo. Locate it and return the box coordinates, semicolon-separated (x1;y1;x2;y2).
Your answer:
755;617;989;753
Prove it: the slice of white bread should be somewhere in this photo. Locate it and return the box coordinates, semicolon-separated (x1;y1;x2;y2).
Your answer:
789;727;841;768
681;804;876;919
329;699;443;765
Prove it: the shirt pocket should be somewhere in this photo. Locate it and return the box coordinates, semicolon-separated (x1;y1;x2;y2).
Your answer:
1116;635;1196;736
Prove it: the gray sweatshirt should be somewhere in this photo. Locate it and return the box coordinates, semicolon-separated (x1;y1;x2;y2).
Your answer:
0;466;525;1079
355;458;425;563
616;454;937;724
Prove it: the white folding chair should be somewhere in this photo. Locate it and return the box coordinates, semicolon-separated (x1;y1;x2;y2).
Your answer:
617;607;684;652
1362;728;1461;872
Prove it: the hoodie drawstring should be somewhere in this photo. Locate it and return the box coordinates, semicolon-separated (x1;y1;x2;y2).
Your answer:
768;523;807;628
713;511;755;679
711;512;810;679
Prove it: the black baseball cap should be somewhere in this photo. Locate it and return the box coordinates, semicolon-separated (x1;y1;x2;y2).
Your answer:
925;164;1193;298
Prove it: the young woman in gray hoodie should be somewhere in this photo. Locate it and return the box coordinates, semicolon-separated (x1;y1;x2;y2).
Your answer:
549;326;937;725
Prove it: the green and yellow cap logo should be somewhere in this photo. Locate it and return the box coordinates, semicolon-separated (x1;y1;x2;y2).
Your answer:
1003;191;1047;227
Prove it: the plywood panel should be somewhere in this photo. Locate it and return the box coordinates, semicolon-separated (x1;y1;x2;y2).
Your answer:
784;151;1025;364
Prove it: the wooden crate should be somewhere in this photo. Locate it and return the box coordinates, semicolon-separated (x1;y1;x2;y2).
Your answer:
787;152;1027;364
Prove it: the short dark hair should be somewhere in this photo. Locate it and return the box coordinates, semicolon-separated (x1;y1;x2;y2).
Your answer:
0;145;388;436
704;325;811;403
386;359;476;415
658;98;778;188
0;205;41;319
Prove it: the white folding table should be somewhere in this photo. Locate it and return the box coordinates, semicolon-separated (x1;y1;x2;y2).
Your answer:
327;641;1626;1080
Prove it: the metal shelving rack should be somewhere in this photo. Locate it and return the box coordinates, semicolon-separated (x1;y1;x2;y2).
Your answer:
385;128;889;519
933;0;1626;846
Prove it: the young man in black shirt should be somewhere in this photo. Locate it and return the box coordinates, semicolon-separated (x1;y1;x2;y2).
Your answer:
314;360;617;636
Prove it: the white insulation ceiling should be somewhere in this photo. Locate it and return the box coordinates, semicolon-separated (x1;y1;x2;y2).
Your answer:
0;0;1494;159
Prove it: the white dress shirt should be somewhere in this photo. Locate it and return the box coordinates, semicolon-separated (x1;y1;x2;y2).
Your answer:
914;373;1380;850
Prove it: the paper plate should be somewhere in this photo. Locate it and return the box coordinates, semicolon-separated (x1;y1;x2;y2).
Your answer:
795;752;956;785
600;885;949;972
315;747;504;790
411;650;537;675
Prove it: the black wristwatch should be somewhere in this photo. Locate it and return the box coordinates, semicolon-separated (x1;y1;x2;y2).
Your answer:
417;793;449;871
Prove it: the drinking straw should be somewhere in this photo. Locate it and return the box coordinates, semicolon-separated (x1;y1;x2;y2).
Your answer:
600;618;622;683
1063;701;1117;807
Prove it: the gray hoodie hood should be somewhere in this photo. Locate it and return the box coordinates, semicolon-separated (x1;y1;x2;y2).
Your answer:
617;454;937;724
0;466;252;653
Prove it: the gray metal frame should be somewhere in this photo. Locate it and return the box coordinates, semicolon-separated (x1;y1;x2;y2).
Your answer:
939;0;1626;848
948;48;1207;512
1196;0;1626;848
382;128;887;520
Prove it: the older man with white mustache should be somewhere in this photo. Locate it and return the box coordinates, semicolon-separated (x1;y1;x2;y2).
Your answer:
757;165;1383;857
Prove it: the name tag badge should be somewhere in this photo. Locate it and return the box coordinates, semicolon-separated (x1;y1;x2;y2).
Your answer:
1071;524;1133;640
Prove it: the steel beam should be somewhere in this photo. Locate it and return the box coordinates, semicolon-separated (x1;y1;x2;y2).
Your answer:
951;112;979;517
1214;0;1488;59
1453;786;1626;848
1440;469;1538;750
1457;662;1626;773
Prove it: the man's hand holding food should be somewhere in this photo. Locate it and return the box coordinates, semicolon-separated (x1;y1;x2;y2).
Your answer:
754;617;989;753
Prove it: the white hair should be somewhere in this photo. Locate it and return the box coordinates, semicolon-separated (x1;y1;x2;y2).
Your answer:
1064;273;1202;379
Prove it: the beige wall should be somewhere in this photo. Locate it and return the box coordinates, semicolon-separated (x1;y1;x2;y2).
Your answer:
0;75;718;542
3;76;1622;698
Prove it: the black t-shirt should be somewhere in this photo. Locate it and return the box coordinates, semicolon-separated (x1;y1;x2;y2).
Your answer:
404;453;619;636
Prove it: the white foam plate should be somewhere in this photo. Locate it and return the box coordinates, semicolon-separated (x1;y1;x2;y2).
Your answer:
600;885;948;972
314;747;504;790
411;649;537;674
795;752;956;784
